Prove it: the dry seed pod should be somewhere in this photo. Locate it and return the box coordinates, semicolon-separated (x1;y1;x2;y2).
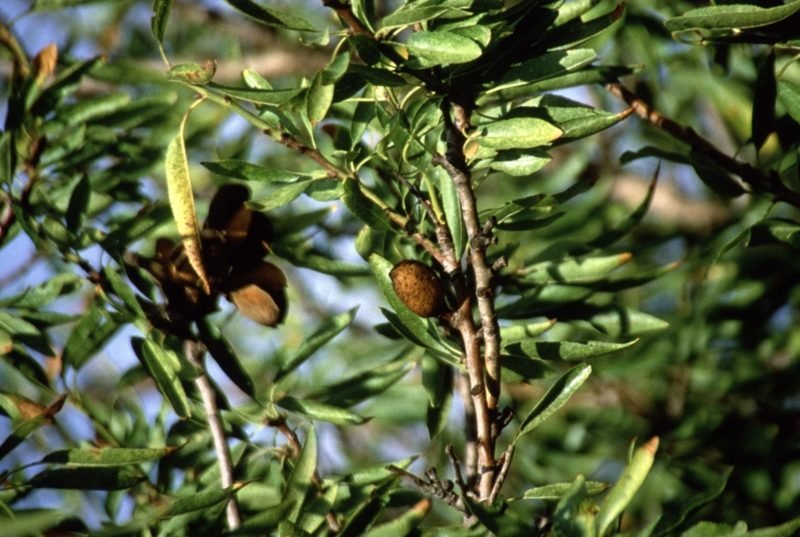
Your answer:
389;260;446;318
224;261;287;326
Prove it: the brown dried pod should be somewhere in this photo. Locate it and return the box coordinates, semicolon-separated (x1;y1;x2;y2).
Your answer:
389;260;446;318
202;184;274;277
223;261;288;326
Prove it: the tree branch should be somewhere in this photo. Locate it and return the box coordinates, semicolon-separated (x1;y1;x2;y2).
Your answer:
436;102;502;417
605;81;800;209
184;340;241;531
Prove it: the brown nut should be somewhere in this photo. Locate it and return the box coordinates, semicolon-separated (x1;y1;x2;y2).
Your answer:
389;260;446;318
224;261;288;326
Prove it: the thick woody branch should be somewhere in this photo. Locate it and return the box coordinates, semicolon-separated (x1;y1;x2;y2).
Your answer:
606;81;800;210
436;103;502;416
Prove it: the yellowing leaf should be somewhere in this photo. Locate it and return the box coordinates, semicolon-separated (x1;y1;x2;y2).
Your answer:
165;107;209;294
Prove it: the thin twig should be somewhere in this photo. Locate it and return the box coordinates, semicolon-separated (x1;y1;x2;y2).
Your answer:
605;81;800;209
0;22;30;79
387;464;464;511
488;444;514;504
184;340;241;531
455;374;478;484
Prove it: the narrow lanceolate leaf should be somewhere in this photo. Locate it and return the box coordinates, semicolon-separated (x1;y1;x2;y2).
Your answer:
225;0;316;31
515;363;591;442
275;307;358;382
665;1;800;32
28;466;146;490
472;117;563;150
510;339;639;361
362;498;432;537
553;475;596;537
0;510;70;537
168;484;243;516
284;425;317;522
151;0;174;44
596;437;659;537
165;110;209;293
406;31;482;67
41;445;179;466
66;174;91;234
132;337;192;419
0;394;67;461
276;396;368;426
62;305;119;370
517;481;609;501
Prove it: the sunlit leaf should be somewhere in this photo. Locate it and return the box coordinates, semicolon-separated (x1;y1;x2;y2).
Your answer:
165;107;210;293
596;437;659;536
515;363;591;442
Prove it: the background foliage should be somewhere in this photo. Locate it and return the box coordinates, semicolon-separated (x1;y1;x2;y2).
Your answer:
1;0;800;535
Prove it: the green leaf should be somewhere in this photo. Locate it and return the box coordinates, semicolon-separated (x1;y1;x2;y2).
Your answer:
132;337;192;419
778;80;800;123
380;6;452;32
509;339;639;361
596;437;659;536
66;174;91;234
151;0;174;44
342;179;393;231
62;305;119;370
316;356;413;408
0;273;82;309
28;466;146;490
544;5;623;51
688;150;747;198
488;149;551;176
500;319;557;346
0;394;66;461
515;363;592;442
652;467;732;537
431;166;466;258
207;84;303;106
585;307;669;337
665;1;800;32
284;425;317;522
0;510;71;537
276;396;368;426
197;319;255;398
590;169;657;248
103;265;145;318
406;31;483;67
41;445;179;466
249;179;313;211
58;93;132;126
306;71;335;126
516;481;609;501
471;117;562;150
275;307;357;381
746;517;800;537
202;159;307;183
362;498;432;537
519;253;632;285
224;0;317;31
553;475;596;537
165;108;209;293
168;485;242;516
422;355;453;439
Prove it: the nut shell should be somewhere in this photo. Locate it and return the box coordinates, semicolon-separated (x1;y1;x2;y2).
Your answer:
389;260;446;318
